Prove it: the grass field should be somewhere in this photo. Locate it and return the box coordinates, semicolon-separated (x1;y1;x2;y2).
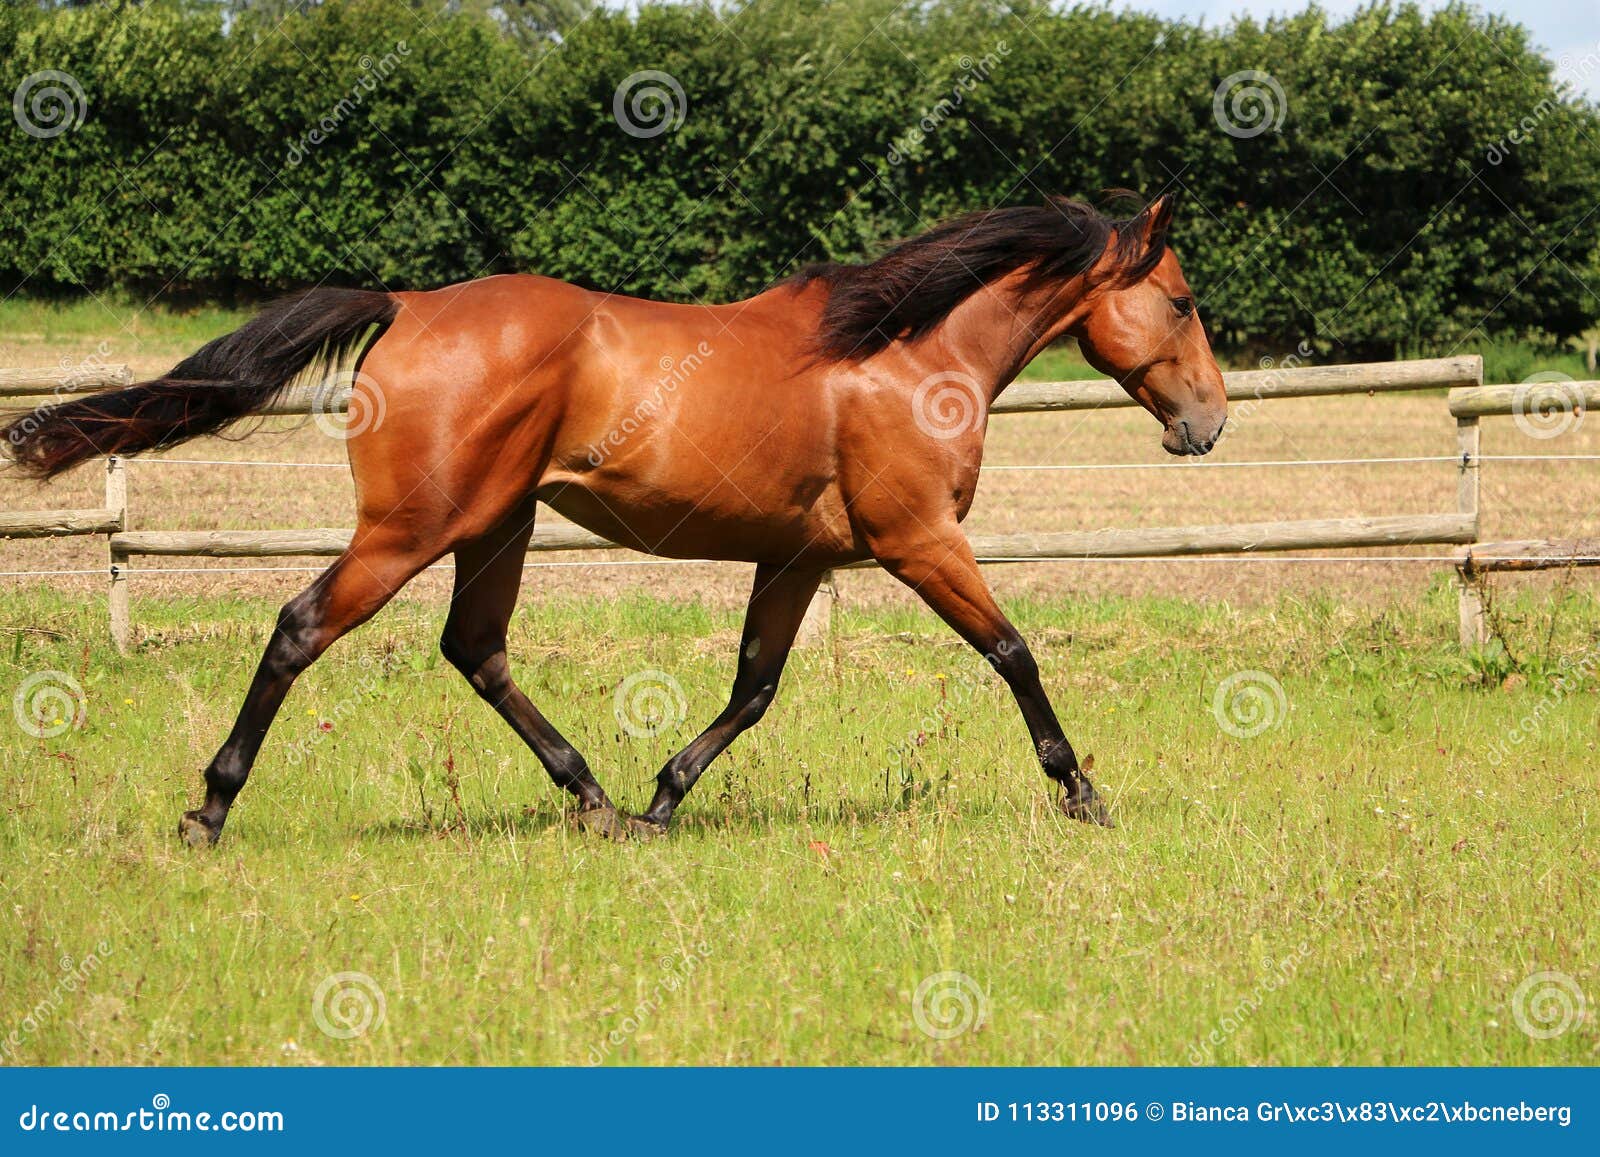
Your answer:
2;582;1596;1066
3;296;1598;1066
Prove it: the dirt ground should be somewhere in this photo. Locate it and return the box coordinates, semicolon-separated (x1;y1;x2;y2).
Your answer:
3;334;1598;624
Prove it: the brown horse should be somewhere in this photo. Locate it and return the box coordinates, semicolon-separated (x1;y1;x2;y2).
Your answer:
6;193;1225;845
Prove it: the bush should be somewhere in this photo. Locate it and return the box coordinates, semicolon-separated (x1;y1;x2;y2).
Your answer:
2;0;1596;359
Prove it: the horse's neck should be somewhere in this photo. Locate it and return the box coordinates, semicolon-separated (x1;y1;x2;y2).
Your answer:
934;273;1092;399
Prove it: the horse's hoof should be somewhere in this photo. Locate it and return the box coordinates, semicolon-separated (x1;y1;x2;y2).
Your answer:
177;811;221;848
1060;784;1115;828
571;805;628;840
625;816;670;840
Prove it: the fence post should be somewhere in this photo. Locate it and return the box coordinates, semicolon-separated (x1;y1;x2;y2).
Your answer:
794;570;837;648
1454;416;1487;650
105;456;130;652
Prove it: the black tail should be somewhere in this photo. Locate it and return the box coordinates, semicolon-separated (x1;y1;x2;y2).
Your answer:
2;288;397;479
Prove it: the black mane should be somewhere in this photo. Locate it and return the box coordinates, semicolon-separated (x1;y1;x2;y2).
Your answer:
790;195;1174;360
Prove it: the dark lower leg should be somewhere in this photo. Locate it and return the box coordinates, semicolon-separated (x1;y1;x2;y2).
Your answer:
874;532;1108;824
186;627;305;837
638;680;773;827
181;535;431;846
639;565;821;829
982;629;1104;818
443;645;612;812
441;512;615;817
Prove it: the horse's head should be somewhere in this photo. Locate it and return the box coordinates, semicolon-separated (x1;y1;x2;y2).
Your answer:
1071;196;1227;456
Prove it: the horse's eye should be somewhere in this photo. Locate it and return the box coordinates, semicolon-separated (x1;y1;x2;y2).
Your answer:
1171;296;1194;318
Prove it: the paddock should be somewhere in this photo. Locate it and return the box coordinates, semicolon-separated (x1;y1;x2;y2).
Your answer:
4;354;1599;648
2;347;1597;1067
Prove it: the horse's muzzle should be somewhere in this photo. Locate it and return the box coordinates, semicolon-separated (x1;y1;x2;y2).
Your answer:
1163;417;1222;456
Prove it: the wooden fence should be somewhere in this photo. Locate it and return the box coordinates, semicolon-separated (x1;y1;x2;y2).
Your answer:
4;355;1598;651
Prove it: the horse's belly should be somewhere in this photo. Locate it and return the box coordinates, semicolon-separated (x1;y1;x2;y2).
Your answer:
535;477;862;565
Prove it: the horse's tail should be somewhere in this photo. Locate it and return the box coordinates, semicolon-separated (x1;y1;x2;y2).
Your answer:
2;288;398;480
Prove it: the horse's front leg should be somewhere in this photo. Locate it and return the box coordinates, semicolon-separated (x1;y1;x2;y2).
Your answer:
869;525;1112;826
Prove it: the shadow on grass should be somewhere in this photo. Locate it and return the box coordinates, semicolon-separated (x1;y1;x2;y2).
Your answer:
356;805;574;843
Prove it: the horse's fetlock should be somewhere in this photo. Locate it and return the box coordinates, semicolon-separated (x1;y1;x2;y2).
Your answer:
204;760;248;799
656;761;690;793
1039;738;1079;781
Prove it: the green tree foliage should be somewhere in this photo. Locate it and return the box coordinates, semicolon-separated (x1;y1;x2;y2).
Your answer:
2;0;1596;355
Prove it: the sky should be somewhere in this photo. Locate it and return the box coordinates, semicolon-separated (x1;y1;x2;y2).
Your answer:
1128;1;1600;98
610;3;1599;96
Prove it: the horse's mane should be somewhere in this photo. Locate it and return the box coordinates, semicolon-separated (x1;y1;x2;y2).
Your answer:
789;194;1174;360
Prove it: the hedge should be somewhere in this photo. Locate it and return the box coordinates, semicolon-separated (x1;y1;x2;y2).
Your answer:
3;0;1597;357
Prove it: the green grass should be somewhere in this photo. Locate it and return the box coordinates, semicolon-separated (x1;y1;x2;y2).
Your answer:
3;292;1591;387
1015;344;1107;381
2;583;1596;1066
1466;336;1596;387
0;295;252;354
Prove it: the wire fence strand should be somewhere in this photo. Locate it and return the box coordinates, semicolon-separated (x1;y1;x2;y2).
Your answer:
12;555;1598;582
122;457;348;469
118;452;1600;473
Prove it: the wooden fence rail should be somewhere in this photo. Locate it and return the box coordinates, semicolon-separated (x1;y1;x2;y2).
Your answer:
1447;381;1600;418
0;364;132;396
5;355;1597;651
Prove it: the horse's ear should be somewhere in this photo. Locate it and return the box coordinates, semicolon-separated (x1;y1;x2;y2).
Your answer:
1138;194;1177;253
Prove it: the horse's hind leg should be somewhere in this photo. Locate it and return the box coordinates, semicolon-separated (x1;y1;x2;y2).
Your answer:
440;501;624;837
178;521;439;847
